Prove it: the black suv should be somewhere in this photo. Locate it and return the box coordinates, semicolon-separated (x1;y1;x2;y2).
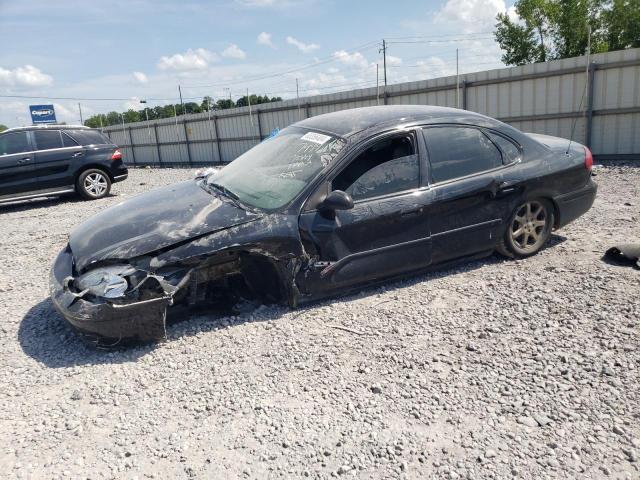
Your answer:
0;125;128;204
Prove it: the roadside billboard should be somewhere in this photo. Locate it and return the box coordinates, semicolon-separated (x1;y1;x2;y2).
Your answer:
29;105;57;124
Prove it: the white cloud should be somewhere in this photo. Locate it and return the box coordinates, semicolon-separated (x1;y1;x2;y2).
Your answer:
436;0;508;32
257;32;275;48
157;48;218;71
386;55;403;66
222;44;247;59
132;71;148;83
0;65;53;87
286;36;320;53
332;50;369;69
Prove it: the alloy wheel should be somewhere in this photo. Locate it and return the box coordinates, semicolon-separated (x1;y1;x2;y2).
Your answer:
509;201;548;252
84;172;108;197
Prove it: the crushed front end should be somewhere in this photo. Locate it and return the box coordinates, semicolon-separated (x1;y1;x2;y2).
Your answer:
50;245;190;347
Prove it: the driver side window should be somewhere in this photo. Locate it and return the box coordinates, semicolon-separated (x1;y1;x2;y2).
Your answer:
332;135;419;202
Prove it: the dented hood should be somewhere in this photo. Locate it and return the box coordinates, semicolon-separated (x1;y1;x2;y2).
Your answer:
69;180;262;271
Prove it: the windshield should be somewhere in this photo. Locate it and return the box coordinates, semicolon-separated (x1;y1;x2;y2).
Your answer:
205;127;345;210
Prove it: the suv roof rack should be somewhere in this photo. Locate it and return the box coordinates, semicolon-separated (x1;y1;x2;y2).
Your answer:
2;125;91;134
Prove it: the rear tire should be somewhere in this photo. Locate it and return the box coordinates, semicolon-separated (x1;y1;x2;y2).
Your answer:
497;199;554;259
77;169;111;200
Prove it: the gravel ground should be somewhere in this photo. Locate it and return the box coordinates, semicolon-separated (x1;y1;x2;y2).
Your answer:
0;166;638;480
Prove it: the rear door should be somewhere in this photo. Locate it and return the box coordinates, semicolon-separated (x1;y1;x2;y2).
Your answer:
33;130;84;190
297;131;432;295
0;131;37;198
421;125;523;263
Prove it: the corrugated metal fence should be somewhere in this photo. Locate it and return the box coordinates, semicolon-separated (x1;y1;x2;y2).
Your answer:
104;48;640;165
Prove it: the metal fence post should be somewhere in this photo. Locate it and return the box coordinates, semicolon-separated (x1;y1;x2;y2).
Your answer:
182;120;192;166
127;127;137;166
462;80;468;110
153;124;162;165
256;109;262;140
213;115;223;164
585;62;596;149
305;103;310;119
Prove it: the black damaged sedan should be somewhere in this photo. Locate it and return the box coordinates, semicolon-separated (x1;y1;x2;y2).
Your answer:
51;106;597;345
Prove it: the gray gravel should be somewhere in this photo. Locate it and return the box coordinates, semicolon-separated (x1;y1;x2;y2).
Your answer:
1;166;639;479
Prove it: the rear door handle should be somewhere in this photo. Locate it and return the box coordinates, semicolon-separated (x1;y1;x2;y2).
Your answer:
17;157;31;164
72;151;84;158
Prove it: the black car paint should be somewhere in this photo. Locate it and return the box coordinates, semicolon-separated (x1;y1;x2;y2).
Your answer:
50;106;597;345
0;127;128;202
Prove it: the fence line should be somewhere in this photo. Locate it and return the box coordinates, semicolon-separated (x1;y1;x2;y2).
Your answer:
105;48;640;165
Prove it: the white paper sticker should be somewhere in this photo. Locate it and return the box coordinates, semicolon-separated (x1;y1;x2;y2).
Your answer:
300;132;331;145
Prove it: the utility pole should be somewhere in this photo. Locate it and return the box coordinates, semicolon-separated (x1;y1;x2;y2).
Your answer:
178;85;185;115
456;48;460;109
99;114;103;132
376;63;380;105
380;39;387;87
296;78;301;119
78;103;83;125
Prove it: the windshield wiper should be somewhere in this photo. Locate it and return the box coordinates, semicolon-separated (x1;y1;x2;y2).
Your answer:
208;182;240;201
203;181;255;211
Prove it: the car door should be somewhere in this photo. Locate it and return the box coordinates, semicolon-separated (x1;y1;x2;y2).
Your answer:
33;130;83;190
0;131;37;198
297;130;432;295
421;125;523;263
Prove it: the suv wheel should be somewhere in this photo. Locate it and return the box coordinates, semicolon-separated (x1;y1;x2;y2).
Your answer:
77;169;111;200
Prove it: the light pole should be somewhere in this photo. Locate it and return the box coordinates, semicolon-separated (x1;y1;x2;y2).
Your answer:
140;100;151;139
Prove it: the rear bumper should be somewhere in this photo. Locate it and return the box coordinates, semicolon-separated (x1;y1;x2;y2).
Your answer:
50;246;169;346
554;178;597;229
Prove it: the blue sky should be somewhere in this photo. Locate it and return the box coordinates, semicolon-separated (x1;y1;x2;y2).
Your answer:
0;0;516;126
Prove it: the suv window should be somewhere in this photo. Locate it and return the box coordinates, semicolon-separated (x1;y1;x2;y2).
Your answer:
0;132;31;155
61;132;79;147
66;129;109;146
486;131;521;164
332;135;419;201
423;127;502;183
34;130;63;150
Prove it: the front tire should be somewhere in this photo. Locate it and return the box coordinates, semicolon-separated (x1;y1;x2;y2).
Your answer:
77;169;111;200
497;199;554;259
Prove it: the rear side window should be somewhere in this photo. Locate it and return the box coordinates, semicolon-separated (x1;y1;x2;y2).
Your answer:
66;129;110;146
486;131;521;164
62;132;79;147
423;127;502;183
0;132;30;155
34;130;63;150
333;135;419;201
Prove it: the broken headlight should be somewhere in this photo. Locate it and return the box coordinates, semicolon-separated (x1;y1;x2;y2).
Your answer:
75;265;137;299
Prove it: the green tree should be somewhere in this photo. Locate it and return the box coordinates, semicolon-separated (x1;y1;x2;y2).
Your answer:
0;124;8;132
216;99;234;110
201;96;214;111
602;0;640;50
494;0;639;66
122;109;140;123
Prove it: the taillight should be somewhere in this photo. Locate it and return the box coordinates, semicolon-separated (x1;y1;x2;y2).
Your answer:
584;146;593;171
111;149;122;161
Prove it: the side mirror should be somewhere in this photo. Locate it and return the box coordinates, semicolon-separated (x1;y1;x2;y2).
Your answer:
321;190;354;211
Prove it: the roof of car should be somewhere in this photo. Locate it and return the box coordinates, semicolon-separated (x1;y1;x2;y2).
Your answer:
1;124;91;134
295;105;497;137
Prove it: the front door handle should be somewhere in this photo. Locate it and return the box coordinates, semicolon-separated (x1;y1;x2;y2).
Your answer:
401;206;424;217
17;157;31;165
496;181;521;196
72;151;84;158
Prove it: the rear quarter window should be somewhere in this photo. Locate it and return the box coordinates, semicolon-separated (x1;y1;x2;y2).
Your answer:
66;130;111;146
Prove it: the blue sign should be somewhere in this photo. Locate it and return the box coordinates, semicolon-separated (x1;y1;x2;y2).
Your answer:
29;104;57;124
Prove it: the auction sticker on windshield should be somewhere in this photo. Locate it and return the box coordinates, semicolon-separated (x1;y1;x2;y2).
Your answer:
300;132;331;145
